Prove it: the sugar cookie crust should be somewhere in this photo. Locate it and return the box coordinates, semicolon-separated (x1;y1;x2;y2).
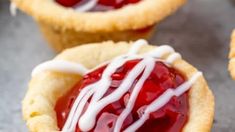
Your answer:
13;0;186;32
229;30;235;80
22;41;214;132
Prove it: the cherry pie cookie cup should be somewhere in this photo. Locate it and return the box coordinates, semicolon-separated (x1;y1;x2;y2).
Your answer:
12;0;186;52
22;40;214;132
229;30;235;80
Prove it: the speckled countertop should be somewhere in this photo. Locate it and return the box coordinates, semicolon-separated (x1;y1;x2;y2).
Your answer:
0;0;235;131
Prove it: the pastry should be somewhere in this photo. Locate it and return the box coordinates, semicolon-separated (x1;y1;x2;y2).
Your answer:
12;0;186;52
22;40;214;131
229;30;235;80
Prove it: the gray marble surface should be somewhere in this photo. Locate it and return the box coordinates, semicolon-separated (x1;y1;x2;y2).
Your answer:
0;0;235;131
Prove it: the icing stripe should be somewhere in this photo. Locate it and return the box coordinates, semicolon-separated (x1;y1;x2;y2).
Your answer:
62;87;93;131
145;45;175;58
76;0;98;12
128;39;148;55
32;60;88;77
166;53;181;64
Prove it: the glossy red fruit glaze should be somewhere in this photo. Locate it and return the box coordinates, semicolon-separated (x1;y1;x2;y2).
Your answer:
55;59;189;132
56;0;81;7
55;0;141;10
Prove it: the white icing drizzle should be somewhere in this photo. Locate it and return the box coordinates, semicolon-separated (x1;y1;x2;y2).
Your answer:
128;39;148;55
10;2;17;16
32;60;88;77
166;53;182;64
75;0;98;12
144;45;174;58
32;39;202;132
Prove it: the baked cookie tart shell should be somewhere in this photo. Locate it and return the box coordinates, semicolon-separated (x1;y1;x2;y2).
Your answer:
22;41;214;132
229;30;235;80
12;0;186;52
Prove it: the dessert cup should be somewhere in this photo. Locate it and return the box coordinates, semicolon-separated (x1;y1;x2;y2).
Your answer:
22;40;214;132
229;30;235;80
12;0;186;52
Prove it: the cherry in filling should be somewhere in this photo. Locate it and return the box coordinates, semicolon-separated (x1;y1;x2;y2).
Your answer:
55;0;141;11
55;59;189;132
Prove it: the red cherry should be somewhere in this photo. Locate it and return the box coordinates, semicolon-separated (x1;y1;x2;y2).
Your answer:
56;0;81;7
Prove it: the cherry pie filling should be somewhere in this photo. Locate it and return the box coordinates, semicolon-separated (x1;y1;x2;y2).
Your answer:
55;59;189;132
55;0;141;11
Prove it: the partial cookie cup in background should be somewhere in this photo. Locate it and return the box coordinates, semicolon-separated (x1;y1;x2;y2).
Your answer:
12;0;186;52
229;30;235;80
22;41;214;132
